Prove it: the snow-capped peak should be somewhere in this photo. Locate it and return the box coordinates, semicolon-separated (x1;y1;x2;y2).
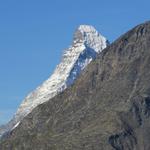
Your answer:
73;25;107;53
0;25;109;137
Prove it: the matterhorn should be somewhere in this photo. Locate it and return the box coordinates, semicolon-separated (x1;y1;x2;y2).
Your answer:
0;25;108;137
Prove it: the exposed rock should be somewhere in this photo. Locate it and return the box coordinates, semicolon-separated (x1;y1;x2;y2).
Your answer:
0;21;150;150
109;96;150;150
0;25;108;137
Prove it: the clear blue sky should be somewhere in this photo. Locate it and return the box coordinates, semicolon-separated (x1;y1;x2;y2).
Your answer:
0;0;149;125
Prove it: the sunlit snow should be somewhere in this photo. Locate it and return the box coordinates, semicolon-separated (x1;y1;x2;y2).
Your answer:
0;25;108;136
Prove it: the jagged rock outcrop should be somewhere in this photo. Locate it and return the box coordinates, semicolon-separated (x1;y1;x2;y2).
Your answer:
109;96;150;150
0;21;150;150
0;25;108;137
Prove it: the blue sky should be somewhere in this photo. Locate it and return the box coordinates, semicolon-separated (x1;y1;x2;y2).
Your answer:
0;0;149;125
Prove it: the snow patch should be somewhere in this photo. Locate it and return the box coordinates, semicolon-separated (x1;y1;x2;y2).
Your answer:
0;25;109;136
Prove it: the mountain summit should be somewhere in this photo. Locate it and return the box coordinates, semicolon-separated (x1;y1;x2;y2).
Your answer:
1;21;150;150
0;25;108;137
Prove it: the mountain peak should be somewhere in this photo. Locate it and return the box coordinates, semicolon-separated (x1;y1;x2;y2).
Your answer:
77;25;97;33
0;25;108;137
73;25;108;53
1;21;150;149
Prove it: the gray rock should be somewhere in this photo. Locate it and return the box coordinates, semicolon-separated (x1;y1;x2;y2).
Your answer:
0;21;150;150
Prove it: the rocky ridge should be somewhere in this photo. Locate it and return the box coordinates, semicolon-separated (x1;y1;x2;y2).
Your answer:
0;25;108;137
1;21;150;150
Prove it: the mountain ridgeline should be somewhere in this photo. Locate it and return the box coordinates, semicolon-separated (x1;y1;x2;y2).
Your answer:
0;21;150;150
0;25;108;137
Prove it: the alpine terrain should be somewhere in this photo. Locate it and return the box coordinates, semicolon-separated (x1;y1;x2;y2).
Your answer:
1;21;150;150
0;25;108;137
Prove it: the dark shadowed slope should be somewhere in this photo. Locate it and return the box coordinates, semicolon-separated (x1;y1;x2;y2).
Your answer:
0;21;150;150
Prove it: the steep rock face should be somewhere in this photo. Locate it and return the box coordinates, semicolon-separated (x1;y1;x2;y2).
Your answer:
109;96;150;150
16;25;107;120
0;21;150;150
0;25;108;136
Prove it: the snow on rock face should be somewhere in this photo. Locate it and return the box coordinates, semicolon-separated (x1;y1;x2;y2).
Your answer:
74;25;107;52
15;25;108;122
1;25;108;136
